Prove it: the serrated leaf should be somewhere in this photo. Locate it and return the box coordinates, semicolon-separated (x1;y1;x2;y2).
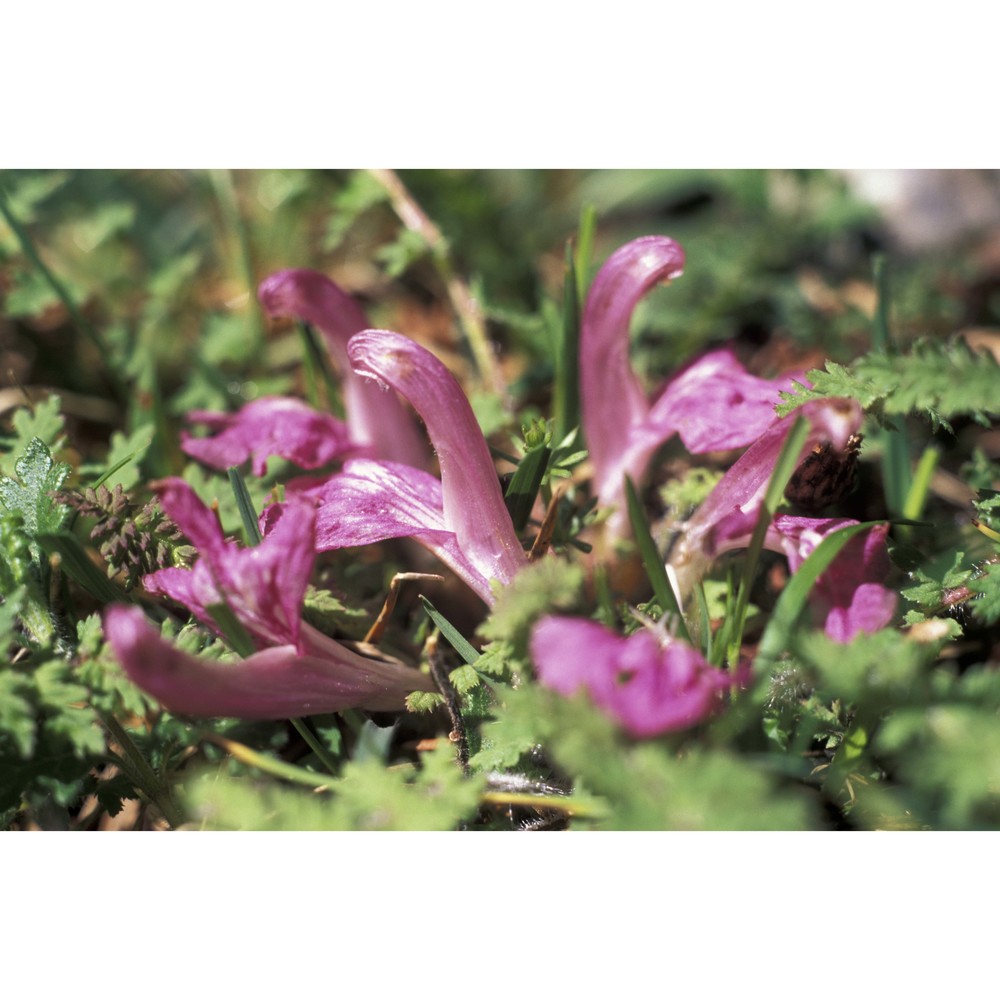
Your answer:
448;663;481;695
0;672;37;757
185;740;483;831
0;438;71;547
302;585;368;640
478;557;585;650
406;691;446;713
776;339;1000;428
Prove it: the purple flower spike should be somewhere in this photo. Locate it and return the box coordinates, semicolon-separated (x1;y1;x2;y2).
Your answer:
347;330;526;595
530;616;736;738
105;605;433;718
580;236;800;533
181;396;355;476
258;269;427;468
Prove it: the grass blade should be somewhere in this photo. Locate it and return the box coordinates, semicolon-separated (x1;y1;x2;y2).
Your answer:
624;475;691;642
754;520;882;669
419;594;479;665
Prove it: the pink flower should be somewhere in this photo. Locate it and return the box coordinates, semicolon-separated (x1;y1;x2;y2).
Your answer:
104;478;434;718
258;269;427;468
264;329;526;605
666;398;897;643
530;615;737;737
765;516;897;642
181;270;430;477
581;235;800;534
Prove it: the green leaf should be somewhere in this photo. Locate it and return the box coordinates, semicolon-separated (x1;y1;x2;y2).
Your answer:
0;671;37;757
625;475;690;642
776;339;1000;430
34;660;105;759
302;585;369;640
419;595;479;665
0;438;71;541
478;557;585;651
503;422;551;532
406;691;446;713
185;740;483;831
448;663;481;695
794;629;936;707
0;396;65;478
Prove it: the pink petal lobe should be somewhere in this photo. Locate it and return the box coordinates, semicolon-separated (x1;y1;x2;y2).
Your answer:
152;477;226;556
530;616;734;738
258;269;427;467
348;331;526;591
145;480;316;649
181;396;354;476
105;605;434;718
290;458;496;605
769;516;897;641
646;349;801;454
680;397;865;565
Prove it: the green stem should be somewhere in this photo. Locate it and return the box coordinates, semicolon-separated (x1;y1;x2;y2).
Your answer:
201;732;339;788
103;713;184;828
624;475;691;642
480;790;607;820
574;203;597;311
902;445;939;522
227;466;263;546
290;718;341;775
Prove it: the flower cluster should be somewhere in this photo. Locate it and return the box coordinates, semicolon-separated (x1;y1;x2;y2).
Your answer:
106;239;896;738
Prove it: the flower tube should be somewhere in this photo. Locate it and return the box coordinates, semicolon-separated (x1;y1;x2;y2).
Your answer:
105;606;431;717
258;269;428;468
264;330;527;605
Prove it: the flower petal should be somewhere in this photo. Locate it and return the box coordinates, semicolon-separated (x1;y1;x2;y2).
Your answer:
181;396;354;477
530;616;734;738
768;516;897;641
286;457;497;605
646;349;801;454
258;269;427;467
673;397;865;591
145;479;315;649
105;605;434;718
348;330;526;591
